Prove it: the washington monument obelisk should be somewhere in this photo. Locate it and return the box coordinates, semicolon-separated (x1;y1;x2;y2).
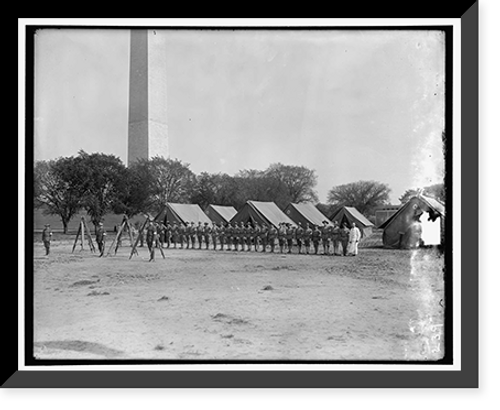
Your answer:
128;30;169;164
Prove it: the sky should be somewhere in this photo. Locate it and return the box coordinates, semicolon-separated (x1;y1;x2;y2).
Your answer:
33;27;445;204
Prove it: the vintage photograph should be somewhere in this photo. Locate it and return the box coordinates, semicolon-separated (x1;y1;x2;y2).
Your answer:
31;26;448;363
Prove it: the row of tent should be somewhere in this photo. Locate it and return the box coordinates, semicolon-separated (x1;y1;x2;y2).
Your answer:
155;200;375;238
154;194;445;249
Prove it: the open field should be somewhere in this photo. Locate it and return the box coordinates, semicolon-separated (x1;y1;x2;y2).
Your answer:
31;233;445;361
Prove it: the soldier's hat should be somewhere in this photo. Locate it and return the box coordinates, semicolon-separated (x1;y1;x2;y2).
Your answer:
204;222;209;224
322;220;328;224
98;222;103;226
44;223;50;227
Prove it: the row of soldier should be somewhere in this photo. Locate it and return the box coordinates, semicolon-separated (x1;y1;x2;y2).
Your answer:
140;219;362;261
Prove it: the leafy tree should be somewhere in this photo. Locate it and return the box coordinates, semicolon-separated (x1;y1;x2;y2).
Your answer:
74;151;128;230
111;165;149;217
149;156;196;211
190;172;241;210
129;157;196;214
265;163;319;204
34;158;83;234
234;169;288;208
327;180;391;216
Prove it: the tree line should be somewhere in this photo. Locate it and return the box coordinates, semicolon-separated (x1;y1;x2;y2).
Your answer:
34;150;442;233
34;151;323;233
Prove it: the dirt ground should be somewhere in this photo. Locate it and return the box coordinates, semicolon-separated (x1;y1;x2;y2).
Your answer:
31;233;445;362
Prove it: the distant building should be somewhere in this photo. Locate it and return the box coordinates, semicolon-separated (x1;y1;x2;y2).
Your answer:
375;205;401;227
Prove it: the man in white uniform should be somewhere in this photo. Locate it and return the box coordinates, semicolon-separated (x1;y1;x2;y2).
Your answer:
347;222;361;256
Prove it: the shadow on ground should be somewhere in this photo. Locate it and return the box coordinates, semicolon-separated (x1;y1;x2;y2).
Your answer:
34;340;125;358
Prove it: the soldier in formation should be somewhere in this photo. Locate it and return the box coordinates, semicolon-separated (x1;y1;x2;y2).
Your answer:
285;223;294;254
125;218;362;260
145;220;158;261
95;222;106;257
311;225;321;254
331;221;342;255
178;223;186;249
203;222;211;250
216;222;225;250
210;222;218;250
185;222;192;249
303;223;312;254
171;222;179;248
165;222;172;248
267;224;278;253
42;223;52;256
277;223;287;253
320;220;331;255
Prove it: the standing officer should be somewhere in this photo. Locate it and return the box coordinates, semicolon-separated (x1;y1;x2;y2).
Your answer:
156;222;166;248
303;223;313;255
285;223;294;254
42;223;52;256
295;222;304;254
95;222;106;257
259;223;269;252
268;224;278;253
312;225;321;255
145;220;158;261
347;222;361;256
134;222;144;247
321;221;332;255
